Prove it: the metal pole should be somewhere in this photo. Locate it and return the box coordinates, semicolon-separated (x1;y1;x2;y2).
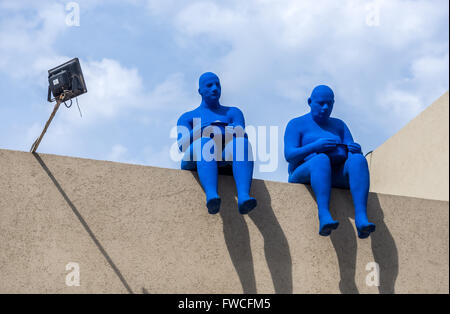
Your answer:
30;99;62;153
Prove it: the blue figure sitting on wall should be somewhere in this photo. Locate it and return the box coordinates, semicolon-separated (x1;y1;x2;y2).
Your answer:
177;72;257;215
284;85;376;238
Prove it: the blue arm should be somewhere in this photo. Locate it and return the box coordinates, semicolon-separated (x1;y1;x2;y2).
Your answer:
284;119;318;164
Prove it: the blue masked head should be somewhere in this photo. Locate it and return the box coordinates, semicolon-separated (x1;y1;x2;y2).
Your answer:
198;72;221;105
308;85;335;124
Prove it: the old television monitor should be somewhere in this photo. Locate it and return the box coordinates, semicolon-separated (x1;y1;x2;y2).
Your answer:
47;58;87;102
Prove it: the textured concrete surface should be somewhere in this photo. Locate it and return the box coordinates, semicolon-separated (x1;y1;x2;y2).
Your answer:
0;148;448;293
367;91;449;201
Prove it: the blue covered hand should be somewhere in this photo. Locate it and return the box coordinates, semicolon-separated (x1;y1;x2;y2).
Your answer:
310;138;339;153
347;142;362;154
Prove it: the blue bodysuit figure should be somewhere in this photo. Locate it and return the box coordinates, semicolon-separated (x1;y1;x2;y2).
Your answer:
177;72;257;215
284;85;376;238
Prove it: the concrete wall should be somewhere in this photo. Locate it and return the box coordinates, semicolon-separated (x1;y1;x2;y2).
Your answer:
367;91;449;201
0;148;448;293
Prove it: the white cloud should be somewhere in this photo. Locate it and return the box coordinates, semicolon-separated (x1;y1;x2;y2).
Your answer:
72;58;145;122
382;89;423;120
108;144;128;161
107;143;179;169
60;62;191;126
0;2;66;79
168;0;448;152
1;0;448;182
373;52;449;133
142;144;178;169
0;1;194;166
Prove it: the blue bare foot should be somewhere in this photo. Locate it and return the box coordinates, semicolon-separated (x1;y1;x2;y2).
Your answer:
355;215;376;238
356;222;376;239
238;196;257;215
319;215;339;236
206;197;221;215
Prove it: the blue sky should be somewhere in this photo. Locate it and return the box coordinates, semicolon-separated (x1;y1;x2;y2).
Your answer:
0;0;448;182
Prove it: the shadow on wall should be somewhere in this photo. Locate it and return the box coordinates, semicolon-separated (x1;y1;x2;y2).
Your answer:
368;193;399;294
32;153;135;294
33;151;397;294
192;172;293;294
306;186;399;294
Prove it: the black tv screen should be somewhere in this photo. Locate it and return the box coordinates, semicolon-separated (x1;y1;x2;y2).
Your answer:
47;58;87;102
